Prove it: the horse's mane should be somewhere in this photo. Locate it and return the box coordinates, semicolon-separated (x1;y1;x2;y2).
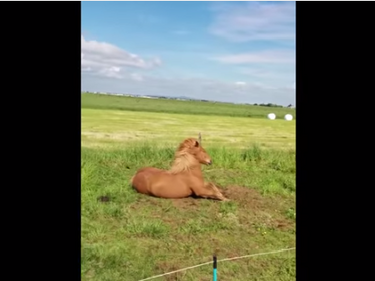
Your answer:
169;138;200;174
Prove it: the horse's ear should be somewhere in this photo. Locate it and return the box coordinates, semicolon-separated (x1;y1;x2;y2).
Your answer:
194;140;200;147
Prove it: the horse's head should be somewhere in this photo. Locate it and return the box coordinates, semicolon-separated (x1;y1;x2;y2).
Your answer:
177;137;212;165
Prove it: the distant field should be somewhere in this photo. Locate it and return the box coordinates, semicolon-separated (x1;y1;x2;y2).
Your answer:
81;108;295;150
81;94;295;281
82;93;296;120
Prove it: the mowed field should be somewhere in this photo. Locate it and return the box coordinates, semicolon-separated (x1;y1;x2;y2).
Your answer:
81;93;296;281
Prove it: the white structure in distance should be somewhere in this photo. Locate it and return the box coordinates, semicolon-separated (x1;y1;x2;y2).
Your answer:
284;114;293;121
267;113;276;120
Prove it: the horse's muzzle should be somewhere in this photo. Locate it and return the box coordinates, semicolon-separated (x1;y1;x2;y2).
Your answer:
207;160;212;165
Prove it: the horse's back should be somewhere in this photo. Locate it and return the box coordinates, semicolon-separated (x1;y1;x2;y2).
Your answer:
132;167;192;199
131;167;164;195
147;171;192;199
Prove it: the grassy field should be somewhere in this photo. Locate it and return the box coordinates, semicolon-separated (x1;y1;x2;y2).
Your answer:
82;108;295;150
81;94;296;281
82;93;296;120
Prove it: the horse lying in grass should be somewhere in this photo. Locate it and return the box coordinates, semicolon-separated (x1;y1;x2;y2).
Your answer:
130;137;229;201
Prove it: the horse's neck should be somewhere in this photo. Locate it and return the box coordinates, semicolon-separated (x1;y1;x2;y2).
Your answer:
169;155;202;174
189;166;202;175
169;163;202;174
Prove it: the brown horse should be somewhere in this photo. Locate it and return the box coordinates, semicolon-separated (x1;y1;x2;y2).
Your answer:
130;136;229;201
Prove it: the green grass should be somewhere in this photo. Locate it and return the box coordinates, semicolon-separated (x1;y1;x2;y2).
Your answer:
81;145;295;281
81;94;295;280
82;93;296;119
81;108;295;150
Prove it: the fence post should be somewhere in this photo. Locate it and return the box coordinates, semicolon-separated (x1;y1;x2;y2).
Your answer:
213;255;217;281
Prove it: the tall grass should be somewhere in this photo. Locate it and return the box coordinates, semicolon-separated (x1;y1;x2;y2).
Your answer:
82;143;295;196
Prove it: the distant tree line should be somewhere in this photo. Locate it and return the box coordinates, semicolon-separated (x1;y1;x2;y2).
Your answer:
252;103;285;108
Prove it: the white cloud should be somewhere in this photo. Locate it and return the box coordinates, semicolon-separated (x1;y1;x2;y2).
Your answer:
81;34;295;105
235;81;246;86
130;73;144;81
99;66;123;79
82;66;91;72
209;2;295;42
81;35;161;78
213;50;295;64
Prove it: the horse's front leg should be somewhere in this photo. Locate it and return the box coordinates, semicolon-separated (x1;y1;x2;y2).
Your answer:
205;182;229;201
191;182;229;201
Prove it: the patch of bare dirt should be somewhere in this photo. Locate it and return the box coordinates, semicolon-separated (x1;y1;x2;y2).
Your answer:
97;195;110;203
171;185;263;210
164;185;266;212
131;185;295;230
171;197;200;210
221;185;295;230
221;185;264;210
273;219;293;230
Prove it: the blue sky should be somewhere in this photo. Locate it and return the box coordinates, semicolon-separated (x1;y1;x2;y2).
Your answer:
81;1;295;105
